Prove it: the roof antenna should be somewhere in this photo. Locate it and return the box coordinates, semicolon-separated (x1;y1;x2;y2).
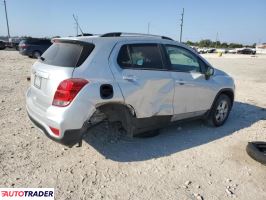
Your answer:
73;14;84;36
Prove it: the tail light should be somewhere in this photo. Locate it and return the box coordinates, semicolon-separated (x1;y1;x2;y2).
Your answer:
20;43;28;49
49;127;60;136
52;78;88;107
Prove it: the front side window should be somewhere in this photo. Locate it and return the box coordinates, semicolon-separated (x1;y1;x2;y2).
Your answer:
117;44;164;70
165;45;201;72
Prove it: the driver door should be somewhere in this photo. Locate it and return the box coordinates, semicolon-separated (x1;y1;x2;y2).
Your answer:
164;45;215;118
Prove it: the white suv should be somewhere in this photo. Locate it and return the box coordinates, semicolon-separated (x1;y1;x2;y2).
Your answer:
26;32;235;147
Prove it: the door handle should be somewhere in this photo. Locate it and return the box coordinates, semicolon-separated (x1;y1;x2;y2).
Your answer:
175;80;185;85
175;80;194;86
123;75;137;81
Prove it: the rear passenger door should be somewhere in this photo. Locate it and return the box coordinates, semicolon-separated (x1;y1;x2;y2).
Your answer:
109;42;174;118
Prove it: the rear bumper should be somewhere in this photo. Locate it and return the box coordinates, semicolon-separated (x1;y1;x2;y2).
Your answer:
26;87;93;146
27;111;85;146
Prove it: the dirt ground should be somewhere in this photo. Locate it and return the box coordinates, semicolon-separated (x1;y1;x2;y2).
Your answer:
0;51;265;200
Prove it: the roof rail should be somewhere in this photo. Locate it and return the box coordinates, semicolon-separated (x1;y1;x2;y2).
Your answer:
101;32;121;37
77;33;94;37
101;32;173;41
161;36;173;41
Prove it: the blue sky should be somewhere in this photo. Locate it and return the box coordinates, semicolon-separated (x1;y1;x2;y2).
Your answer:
0;0;265;44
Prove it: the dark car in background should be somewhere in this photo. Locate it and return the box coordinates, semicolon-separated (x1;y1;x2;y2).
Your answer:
18;38;52;58
237;48;256;55
0;40;6;50
7;38;24;50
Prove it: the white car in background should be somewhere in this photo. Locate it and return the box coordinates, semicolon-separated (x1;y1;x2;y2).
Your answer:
216;48;228;53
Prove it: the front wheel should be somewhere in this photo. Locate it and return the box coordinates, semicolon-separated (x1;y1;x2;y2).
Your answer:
207;94;232;126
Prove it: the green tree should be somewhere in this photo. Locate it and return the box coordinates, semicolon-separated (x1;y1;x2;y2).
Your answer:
221;42;228;48
214;41;221;48
199;39;212;47
185;39;245;49
186;40;194;46
228;43;243;48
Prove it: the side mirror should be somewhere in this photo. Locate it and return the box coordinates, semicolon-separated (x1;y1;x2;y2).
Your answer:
205;67;214;80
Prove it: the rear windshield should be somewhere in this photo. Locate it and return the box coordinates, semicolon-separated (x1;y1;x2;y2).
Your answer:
40;41;95;67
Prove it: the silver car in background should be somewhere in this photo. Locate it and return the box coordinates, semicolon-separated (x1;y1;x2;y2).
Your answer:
26;32;235;147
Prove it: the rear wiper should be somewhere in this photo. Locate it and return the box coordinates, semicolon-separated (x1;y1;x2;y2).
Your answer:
40;56;45;61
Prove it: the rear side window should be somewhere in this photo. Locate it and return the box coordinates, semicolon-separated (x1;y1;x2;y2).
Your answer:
30;40;51;45
40;41;94;67
38;40;52;45
117;44;164;70
26;39;42;45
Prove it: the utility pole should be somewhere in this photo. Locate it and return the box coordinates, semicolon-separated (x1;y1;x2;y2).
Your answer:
215;32;219;48
3;0;10;39
179;8;184;43
147;22;150;34
73;14;79;36
73;14;84;36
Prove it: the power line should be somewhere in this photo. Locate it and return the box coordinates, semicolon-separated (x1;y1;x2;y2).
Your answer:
3;0;10;39
179;8;184;43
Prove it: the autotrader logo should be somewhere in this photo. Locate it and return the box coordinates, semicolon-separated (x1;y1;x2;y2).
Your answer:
0;188;54;200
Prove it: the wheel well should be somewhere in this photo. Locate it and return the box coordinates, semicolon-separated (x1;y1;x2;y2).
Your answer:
94;103;136;136
210;89;234;110
207;89;234;119
220;89;234;105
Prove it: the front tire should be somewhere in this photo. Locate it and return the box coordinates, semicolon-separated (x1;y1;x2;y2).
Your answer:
207;94;232;126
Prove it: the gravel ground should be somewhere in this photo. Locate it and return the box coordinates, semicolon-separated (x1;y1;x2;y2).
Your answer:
0;51;265;200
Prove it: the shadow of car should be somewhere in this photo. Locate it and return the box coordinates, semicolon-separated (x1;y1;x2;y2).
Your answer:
82;101;266;162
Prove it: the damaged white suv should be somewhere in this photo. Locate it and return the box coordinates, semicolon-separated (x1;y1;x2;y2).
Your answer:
26;32;235;146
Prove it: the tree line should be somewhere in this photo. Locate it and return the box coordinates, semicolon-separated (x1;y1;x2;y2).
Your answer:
186;39;256;49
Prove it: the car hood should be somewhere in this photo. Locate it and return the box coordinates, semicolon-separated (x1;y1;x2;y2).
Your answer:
214;68;230;77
